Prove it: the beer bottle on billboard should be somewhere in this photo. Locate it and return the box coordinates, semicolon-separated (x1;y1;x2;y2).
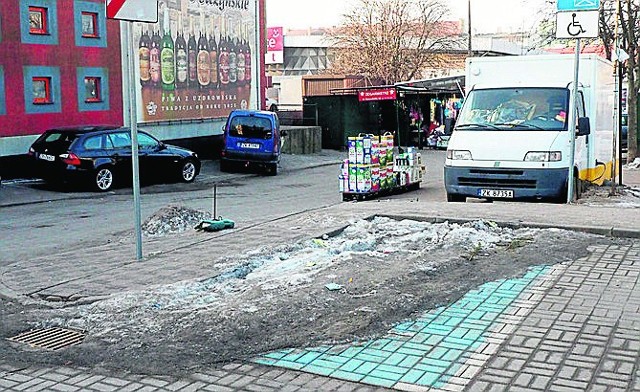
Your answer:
236;24;246;87
218;17;229;89
197;14;210;89
187;16;197;88
209;18;218;91
161;8;176;91
139;28;151;87
175;15;188;89
150;28;161;88
228;18;237;86
244;24;252;88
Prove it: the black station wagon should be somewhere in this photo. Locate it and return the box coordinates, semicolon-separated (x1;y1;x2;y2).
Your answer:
28;125;200;191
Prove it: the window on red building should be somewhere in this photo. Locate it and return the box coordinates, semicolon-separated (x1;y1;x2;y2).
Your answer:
81;11;98;38
84;77;101;102
32;77;52;104
28;6;48;35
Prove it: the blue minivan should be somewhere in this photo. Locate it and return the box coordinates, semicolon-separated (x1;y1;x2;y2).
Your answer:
220;110;284;175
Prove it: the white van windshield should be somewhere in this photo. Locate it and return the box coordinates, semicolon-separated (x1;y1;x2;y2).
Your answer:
456;88;569;131
229;116;273;139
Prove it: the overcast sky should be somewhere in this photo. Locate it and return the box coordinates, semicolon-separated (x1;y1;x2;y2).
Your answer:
266;0;548;34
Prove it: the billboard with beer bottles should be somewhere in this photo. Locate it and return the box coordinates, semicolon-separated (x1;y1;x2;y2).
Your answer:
134;0;256;122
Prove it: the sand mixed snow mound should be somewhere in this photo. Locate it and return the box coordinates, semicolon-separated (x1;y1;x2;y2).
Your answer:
142;205;212;237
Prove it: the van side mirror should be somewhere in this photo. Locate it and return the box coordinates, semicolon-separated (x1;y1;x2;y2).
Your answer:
576;117;590;136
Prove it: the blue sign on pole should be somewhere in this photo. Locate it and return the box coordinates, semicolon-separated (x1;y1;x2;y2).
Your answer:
557;0;600;11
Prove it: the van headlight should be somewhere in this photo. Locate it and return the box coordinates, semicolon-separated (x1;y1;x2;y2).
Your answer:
446;150;473;160
524;151;562;162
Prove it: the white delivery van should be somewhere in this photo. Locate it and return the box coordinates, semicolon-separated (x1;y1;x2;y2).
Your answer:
444;54;615;202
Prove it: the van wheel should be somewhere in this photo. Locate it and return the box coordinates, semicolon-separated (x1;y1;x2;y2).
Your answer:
266;163;278;176
94;166;114;192
447;193;465;202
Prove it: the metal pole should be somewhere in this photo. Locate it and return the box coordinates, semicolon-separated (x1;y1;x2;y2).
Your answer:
125;21;143;260
619;59;623;185
567;38;580;204
467;0;472;57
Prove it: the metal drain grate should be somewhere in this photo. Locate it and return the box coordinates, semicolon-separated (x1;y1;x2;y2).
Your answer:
8;327;86;350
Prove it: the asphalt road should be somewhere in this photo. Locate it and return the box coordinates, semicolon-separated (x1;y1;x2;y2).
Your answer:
0;150;448;267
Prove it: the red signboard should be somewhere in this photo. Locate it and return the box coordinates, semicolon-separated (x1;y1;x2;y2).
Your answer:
265;26;284;65
358;88;397;102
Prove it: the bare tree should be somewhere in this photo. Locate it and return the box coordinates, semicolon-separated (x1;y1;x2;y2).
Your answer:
328;0;461;84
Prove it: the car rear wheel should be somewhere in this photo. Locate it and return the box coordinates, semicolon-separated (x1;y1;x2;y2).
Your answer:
94;166;114;192
180;159;197;182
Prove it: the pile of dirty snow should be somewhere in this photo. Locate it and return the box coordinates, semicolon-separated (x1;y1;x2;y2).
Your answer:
579;184;640;208
141;205;212;237
624;158;640;170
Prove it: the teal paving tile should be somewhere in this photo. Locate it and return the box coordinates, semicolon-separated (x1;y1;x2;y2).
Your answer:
339;358;364;372
418;358;453;370
425;335;444;345
297;351;322;365
274;360;305;370
397;347;426;356
442;349;464;362
382;340;405;352
429;347;449;359
383;352;407;366
398;355;421;368
410;333;429;344
263;351;289;360
353;361;378;375
360;347;390;359
331;370;365;383
312;358;343;371
341;346;364;358
403;341;434;352
304;364;334;376
400;369;426;384
361;375;396;388
319;354;351;365
369;367;406;382
358;353;388;363
449;327;470;339
368;339;391;349
417;371;442;386
282;350;307;362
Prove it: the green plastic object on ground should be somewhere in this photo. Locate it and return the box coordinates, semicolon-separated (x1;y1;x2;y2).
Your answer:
195;218;235;232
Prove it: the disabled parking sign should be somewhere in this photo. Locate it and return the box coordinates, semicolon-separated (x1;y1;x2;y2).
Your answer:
557;0;600;11
556;10;599;38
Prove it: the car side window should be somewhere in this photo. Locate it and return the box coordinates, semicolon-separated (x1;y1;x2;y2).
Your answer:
109;132;131;149
103;134;114;150
83;135;102;150
138;132;159;149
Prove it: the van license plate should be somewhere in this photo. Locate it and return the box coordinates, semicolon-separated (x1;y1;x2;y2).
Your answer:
478;189;514;198
240;142;260;149
38;153;55;162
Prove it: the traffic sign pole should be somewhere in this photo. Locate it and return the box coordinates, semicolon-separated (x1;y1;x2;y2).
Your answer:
567;38;580;203
123;21;143;261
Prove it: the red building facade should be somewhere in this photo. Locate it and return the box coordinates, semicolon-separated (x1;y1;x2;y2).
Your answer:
0;0;123;157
